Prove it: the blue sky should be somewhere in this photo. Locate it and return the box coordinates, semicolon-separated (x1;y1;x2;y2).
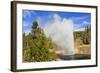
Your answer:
22;10;91;34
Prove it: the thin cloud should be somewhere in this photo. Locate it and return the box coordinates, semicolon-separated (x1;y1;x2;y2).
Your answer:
24;29;31;35
23;10;37;19
74;20;90;31
70;15;90;21
83;21;90;25
74;28;85;32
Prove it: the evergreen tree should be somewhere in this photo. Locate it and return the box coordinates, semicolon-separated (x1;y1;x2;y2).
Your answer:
23;21;57;62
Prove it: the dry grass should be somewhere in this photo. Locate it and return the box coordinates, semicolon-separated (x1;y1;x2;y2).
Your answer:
75;44;91;54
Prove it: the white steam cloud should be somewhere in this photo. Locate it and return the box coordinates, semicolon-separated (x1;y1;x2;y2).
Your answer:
44;14;75;55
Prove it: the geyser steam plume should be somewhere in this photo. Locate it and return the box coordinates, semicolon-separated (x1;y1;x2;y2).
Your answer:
44;14;75;55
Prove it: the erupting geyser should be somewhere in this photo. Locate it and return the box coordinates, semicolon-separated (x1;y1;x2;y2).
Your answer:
44;14;75;55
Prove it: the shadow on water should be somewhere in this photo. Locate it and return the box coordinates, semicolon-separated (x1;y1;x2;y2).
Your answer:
57;54;91;60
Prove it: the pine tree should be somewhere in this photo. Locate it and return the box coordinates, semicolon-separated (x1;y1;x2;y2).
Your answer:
23;21;57;62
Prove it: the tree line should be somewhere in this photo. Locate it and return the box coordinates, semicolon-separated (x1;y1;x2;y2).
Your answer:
74;26;91;44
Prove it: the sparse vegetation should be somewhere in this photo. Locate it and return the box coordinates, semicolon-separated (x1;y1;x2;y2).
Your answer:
74;26;91;55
